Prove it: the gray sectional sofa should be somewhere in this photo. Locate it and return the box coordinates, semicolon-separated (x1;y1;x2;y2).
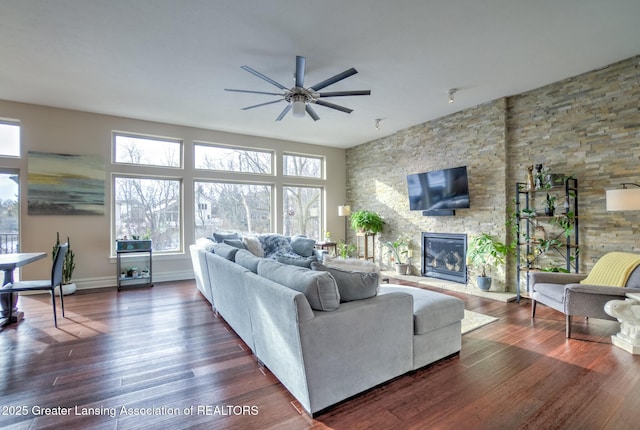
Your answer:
189;236;464;416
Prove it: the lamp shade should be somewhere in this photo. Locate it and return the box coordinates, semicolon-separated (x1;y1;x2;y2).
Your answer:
292;100;306;117
606;188;640;211
338;205;351;217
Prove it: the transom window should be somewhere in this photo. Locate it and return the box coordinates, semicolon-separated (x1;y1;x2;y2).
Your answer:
0;120;20;157
194;181;272;237
113;132;182;168
283;154;323;178
194;142;273;174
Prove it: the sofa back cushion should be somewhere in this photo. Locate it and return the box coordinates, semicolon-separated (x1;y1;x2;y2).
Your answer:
211;242;240;261
257;259;340;311
235;249;262;273
311;262;379;302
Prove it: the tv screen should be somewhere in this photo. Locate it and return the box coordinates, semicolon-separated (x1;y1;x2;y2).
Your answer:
407;166;470;211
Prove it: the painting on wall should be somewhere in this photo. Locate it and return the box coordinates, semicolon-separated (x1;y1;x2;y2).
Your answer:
28;151;105;215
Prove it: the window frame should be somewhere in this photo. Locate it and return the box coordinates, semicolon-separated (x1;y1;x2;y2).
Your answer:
282;152;325;179
193;141;274;176
0;119;21;158
112;131;184;169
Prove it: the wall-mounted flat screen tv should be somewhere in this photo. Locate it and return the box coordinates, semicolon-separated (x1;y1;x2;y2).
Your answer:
407;166;470;211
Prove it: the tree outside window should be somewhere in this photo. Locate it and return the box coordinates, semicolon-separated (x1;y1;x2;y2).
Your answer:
283;186;321;239
195;181;271;238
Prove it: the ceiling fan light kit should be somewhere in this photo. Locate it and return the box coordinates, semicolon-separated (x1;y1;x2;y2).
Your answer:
225;55;371;121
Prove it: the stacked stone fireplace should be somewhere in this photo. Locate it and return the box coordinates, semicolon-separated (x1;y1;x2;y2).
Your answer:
422;232;467;284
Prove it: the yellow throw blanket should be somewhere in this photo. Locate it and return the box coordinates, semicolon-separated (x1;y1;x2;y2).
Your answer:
580;252;640;287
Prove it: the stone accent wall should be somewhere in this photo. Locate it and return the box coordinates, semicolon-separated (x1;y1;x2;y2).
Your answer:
347;55;640;293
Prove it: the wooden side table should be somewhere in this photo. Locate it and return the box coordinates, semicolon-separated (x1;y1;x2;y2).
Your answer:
315;241;337;257
356;233;375;261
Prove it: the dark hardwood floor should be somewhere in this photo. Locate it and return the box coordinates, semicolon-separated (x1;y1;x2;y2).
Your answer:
1;279;638;429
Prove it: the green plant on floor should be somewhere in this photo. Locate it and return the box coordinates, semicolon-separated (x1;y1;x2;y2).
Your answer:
336;241;356;259
53;232;75;285
349;210;385;234
383;236;410;264
466;233;507;278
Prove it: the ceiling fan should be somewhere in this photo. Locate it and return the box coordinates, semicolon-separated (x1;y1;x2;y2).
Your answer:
225;55;371;121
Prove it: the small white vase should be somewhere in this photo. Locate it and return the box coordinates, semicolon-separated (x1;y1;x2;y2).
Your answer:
55;283;77;296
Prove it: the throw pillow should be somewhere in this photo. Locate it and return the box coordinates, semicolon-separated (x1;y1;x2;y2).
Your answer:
257;259;340;311
223;239;246;250
290;235;316;257
235;249;262;273
243;236;264;257
311;262;379;302
258;234;296;259
212;232;241;243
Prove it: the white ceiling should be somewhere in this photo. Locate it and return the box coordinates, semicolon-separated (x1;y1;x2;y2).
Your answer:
2;1;639;149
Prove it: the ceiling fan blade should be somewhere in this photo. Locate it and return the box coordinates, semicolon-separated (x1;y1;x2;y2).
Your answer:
310;67;358;91
318;90;371;97
225;88;284;96
306;104;320;121
314;99;353;114
241;65;289;90
275;104;292;121
241;99;284;110
295;56;306;88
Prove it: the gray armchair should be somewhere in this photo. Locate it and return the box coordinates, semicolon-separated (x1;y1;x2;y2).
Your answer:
530;266;640;338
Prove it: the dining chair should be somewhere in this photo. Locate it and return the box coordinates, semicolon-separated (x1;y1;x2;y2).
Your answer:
2;243;68;328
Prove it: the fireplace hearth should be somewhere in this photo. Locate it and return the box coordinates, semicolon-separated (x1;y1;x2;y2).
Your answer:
422;232;467;284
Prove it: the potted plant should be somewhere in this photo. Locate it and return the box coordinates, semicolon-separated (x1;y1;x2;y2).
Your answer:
349;210;385;234
383;236;410;274
53;232;76;296
336;241;356;259
466;233;507;291
544;193;556;216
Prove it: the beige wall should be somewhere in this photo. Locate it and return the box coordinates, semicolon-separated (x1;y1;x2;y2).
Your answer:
347;55;640;293
0;101;346;288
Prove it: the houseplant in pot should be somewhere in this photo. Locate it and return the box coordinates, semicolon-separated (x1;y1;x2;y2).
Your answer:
383;236;410;274
466;233;507;291
349;210;385;234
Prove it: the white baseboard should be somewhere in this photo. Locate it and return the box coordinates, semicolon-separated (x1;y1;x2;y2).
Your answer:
72;269;195;291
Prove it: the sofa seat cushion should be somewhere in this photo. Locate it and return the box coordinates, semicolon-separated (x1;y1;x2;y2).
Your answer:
379;285;464;334
257;259;340;311
533;283;566;303
310;262;378;302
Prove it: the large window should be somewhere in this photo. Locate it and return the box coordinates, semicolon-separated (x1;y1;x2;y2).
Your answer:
0;171;19;254
194;181;272;237
114;177;181;252
0;120;20;157
283;186;321;238
283;153;323;178
194;142;272;174
114;132;182;167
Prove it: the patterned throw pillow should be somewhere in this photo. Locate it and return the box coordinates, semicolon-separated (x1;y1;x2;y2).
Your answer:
258;234;297;259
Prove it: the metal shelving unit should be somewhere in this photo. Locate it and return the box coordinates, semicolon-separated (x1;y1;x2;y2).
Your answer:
116;240;153;291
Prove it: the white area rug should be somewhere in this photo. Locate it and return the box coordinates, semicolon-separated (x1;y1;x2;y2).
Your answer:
461;310;498;334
